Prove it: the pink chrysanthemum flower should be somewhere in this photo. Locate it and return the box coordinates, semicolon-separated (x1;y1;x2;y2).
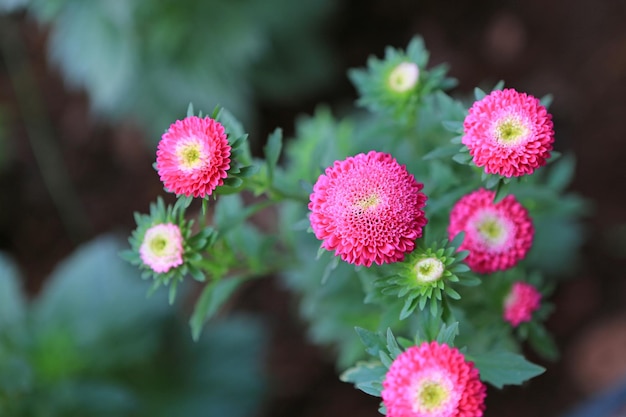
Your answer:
382;341;487;417
309;151;428;267
448;189;533;274
503;281;542;327
462;88;554;177
139;223;184;273
156;116;231;198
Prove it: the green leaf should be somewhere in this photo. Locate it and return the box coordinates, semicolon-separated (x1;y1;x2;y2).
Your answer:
441;120;463;134
423;145;461;160
527;323;559;361
190;276;247;341
386;328;403;358
471;351;545;388
547;153;576;192
474;87;486;100
452;152;472;164
540;93;553;108
355;327;387;357
264;128;283;183
339;361;387;397
435;322;459;345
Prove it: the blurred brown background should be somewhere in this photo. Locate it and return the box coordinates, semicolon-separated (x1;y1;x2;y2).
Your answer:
1;0;626;416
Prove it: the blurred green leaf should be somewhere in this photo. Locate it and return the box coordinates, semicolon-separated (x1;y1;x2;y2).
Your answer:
264;127;283;184
471;351;545;388
190;276;247;341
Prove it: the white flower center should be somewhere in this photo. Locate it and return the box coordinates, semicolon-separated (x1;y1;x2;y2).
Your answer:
388;62;419;93
414;257;445;283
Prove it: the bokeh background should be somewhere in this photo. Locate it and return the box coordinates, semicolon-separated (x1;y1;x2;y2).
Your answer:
1;0;626;416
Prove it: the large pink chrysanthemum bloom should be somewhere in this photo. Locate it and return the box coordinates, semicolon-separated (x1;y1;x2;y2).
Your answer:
448;189;534;274
503;281;542;327
156;116;231;198
462;88;554;177
309;151;427;267
382;341;487;417
139;223;184;273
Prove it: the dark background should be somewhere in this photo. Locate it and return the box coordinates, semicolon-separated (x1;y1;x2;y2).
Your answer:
2;0;626;416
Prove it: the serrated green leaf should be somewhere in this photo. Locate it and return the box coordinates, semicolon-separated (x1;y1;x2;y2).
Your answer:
452;152;472;164
386;328;403;358
484;175;500;189
190;276;247;341
379;351;393;368
321;255;340;284
540;93;553;108
237;164;260;178
547;153;575;192
435;322;458;345
423;145;461;160
441;120;464;134
471;351;545;388
264;128;283;183
222;176;244;188
449;263;470;273
339;361;387;397
355;327;387;357
474;87;486;100
399;295;419;320
444;286;461;300
450;231;465;249
173;195;193;214
527;323;559;361
458;275;481;286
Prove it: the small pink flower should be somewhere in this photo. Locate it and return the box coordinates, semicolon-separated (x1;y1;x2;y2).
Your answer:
382;341;487;417
156;116;231;198
448;189;534;274
504;281;542;327
139;223;184;273
309;151;427;267
462;88;554;177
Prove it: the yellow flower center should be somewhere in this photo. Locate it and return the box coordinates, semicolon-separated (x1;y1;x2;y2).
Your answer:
176;140;206;170
149;235;168;256
387;62;419;93
475;213;511;250
415;381;450;411
495;116;529;146
356;193;381;210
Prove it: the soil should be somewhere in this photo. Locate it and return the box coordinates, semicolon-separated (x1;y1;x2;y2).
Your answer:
2;1;626;416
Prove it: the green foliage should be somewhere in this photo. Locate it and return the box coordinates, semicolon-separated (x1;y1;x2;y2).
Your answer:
19;0;336;139
469;351;545;389
0;236;267;417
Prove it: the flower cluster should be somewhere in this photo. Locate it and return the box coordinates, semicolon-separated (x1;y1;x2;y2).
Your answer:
122;36;583;417
382;341;487;417
309;151;428;267
448;189;534;274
